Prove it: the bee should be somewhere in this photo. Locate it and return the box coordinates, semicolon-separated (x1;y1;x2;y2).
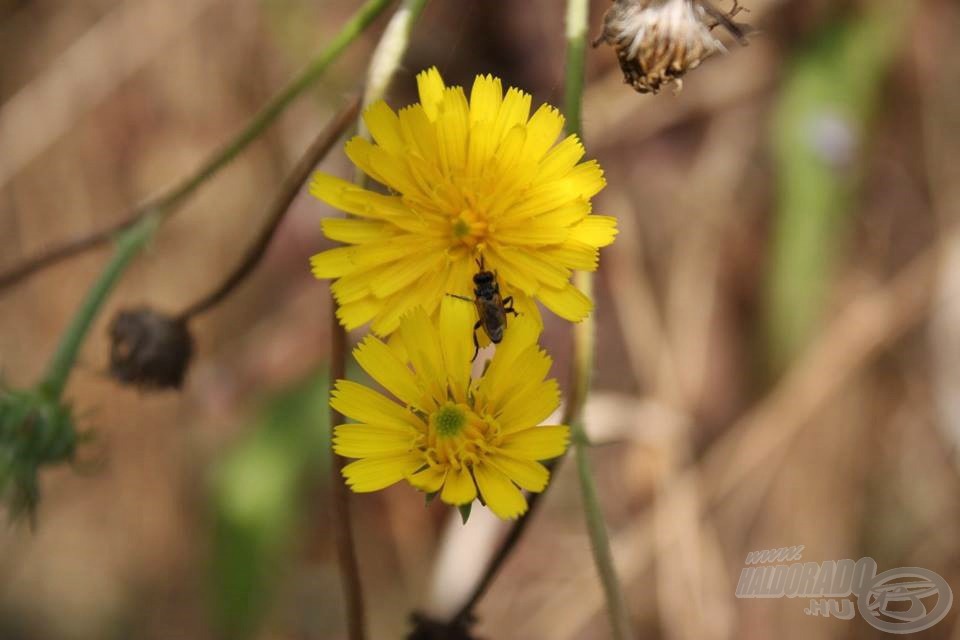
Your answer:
448;256;519;361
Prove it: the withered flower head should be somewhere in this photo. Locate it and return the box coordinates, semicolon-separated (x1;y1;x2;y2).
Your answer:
109;308;193;389
594;0;750;94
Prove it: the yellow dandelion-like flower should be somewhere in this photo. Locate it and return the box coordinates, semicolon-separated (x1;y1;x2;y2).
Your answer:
331;297;569;520
310;67;617;336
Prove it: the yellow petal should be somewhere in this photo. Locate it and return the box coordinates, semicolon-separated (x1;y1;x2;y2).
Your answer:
336;296;380;331
363;100;405;153
437;87;469;171
572;215;618;248
342;453;423;492
499;197;590;226
484;344;552;409
486;455;550;492
521;162;606;218
398;307;444;388
350;238;438;269
352;335;423;408
331;268;376;303
408;466;446;493
398;104;439;161
443;253;475;300
370;270;449;337
439;296;474;402
321;219;392;244
366;144;422;196
330;380;422;430
506;289;543;330
417;67;446;121
482;313;539;368
387;329;408;364
541;242;599;271
310;247;355;279
474;462;527;520
536;283;593;322
492;87;531;148
500;426;570;460
523;104;565;162
369;254;443;299
343;137;389;185
492;125;527;176
565;160;607;198
484;248;538;295
495;222;568;246
490;246;571;290
496;379;560;432
440;465;477;505
333;424;418;458
311;172;415;222
536;134;585;182
469;74;503;126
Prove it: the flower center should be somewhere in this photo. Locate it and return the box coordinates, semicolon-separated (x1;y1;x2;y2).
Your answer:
451;209;489;248
432;403;467;438
425;402;504;471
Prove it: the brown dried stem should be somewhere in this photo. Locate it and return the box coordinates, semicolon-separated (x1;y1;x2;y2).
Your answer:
177;97;361;320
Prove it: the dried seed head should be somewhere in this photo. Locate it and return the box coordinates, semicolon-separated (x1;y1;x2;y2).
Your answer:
595;0;750;94
109;308;193;389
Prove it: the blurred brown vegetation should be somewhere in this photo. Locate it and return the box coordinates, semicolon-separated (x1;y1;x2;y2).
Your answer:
2;0;960;639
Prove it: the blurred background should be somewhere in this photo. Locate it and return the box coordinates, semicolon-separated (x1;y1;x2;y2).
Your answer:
1;0;959;638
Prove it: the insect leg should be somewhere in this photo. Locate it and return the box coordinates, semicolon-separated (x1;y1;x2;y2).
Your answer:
471;320;481;362
502;296;519;317
446;293;474;302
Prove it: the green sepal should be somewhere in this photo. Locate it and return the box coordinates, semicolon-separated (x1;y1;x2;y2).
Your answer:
458;502;472;524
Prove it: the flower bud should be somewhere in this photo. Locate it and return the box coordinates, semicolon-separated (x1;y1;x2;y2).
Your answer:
109;308;193;389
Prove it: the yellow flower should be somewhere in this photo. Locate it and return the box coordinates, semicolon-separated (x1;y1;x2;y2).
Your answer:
331;297;569;520
310;68;617;336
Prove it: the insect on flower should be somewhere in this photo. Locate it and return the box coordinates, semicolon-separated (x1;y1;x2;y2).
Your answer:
447;255;519;361
308;68;618;337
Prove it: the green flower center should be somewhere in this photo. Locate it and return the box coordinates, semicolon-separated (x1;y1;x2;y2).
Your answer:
432;403;467;438
451;209;489;247
422;402;505;472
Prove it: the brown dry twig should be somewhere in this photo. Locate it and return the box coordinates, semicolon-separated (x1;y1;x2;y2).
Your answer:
177;96;361;320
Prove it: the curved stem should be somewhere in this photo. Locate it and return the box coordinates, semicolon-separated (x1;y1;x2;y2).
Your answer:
178;96;361;320
0;0;393;293
31;0;392;401
41;215;160;400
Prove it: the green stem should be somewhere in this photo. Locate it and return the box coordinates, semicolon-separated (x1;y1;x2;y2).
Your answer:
152;0;395;215
564;0;588;138
36;0;393;400
564;1;634;638
42;215;160;399
0;0;393;293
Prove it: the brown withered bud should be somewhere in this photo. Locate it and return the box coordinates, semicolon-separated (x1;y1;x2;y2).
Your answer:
594;0;751;94
108;308;193;389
